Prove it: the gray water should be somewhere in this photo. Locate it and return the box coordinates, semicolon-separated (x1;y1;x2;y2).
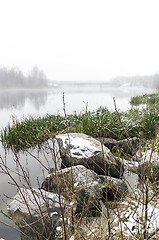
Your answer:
0;85;158;129
0;84;158;239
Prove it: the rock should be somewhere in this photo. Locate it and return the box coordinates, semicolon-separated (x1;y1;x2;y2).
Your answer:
99;175;129;199
96;137;139;156
117;137;139;155
96;137;118;150
55;133;124;178
41;165;103;216
8;188;66;240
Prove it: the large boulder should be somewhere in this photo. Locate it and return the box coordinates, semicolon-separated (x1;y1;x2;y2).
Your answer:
41;165;103;215
99;175;129;199
55;133;124;178
8;188;66;240
96;137;139;156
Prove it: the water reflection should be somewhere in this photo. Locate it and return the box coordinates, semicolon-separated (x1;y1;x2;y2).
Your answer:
0;89;48;110
0;139;58;240
0;85;158;113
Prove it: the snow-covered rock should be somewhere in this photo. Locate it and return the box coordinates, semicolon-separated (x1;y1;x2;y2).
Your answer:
8;188;66;240
56;133;124;178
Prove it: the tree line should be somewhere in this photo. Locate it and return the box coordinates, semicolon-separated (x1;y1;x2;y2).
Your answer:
0;66;48;88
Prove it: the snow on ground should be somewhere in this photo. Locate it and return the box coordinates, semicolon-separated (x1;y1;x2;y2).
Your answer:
114;198;159;237
136;149;159;163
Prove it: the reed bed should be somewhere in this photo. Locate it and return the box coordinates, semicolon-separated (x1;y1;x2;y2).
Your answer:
1;105;159;151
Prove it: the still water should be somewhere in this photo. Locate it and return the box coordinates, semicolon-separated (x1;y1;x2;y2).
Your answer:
0;84;158;239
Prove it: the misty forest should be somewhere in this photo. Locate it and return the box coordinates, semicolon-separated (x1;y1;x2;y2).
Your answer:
0;66;48;88
0;66;159;89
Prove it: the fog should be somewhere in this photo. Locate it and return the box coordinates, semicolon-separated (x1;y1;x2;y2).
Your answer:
1;1;159;82
110;74;159;88
1;66;159;90
0;66;48;88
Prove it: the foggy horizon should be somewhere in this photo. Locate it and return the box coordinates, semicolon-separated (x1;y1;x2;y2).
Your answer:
0;65;159;90
0;1;159;82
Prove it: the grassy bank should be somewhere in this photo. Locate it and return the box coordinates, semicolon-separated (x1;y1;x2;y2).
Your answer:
130;93;159;106
1;105;159;151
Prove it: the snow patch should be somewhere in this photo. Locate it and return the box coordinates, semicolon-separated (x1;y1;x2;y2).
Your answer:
74;182;78;187
69;236;75;240
56;226;62;231
137;149;159;163
115;200;159;236
58;135;100;159
50;211;58;217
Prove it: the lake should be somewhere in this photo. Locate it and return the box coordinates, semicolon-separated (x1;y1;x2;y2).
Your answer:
0;83;158;239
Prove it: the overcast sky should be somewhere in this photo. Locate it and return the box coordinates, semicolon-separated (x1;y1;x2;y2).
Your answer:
0;0;159;81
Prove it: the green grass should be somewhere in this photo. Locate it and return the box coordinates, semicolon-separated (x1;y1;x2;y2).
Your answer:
1;105;159;151
0;114;81;151
130;93;159;106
